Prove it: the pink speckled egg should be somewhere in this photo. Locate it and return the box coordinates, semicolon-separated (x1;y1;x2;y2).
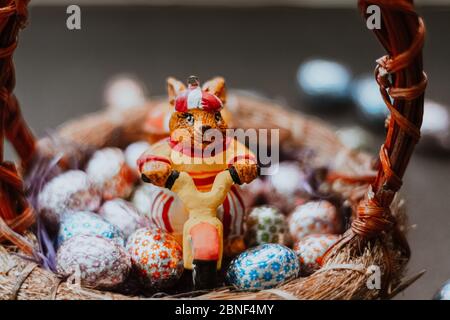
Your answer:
86;148;136;200
293;234;340;275
56;234;131;289
126;228;183;289
38;170;101;227
288;200;342;241
99;199;146;239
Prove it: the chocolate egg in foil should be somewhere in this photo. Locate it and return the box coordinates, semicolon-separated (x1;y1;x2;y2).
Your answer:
226;243;299;291
56;234;131;289
433;280;450;300
293;234;340;275
57;211;125;248
86;147;136;200
245;206;288;247
126;228;183;289
38;170;102;227
125;141;151;174
99;199;146;239
288;200;342;242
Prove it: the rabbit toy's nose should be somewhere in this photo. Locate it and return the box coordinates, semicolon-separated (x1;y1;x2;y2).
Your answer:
201;125;212;134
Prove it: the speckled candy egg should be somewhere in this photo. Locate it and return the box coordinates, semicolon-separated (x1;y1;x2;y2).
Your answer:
293;234;340;275
433;280;450;300
126;228;183;289
38;170;102;227
245;206;288;247
57;211;125;247
267;162;306;198
226;243;300;291
124;141;151;174
56;234;131;289
99;199;146;239
86;148;136;200
288;200;342;242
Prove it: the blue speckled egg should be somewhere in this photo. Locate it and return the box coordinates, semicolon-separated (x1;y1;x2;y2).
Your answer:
433;280;450;300
226;243;300;291
297;59;352;103
57;211;125;248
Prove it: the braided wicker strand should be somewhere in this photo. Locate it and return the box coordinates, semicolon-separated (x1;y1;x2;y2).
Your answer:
320;0;426;298
350;0;426;239
0;0;36;255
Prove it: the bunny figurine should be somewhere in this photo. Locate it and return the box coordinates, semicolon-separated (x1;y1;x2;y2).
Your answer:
137;76;259;288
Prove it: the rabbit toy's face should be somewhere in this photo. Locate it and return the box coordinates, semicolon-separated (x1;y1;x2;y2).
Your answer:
169;108;228;150
167;76;228;151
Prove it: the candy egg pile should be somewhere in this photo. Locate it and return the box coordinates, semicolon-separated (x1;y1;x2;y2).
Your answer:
38;170;102;227
86;147;136;200
226;243;299;290
56;234;131;289
126;228;184;289
57;211;125;247
245;206;288;247
33;135;349;295
293;234;340;275
288;200;342;242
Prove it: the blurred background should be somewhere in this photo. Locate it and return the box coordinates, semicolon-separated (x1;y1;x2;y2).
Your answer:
5;1;450;299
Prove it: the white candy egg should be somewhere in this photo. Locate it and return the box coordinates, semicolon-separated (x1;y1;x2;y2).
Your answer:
56;234;131;289
86;148;136;200
99;199;145;239
124;141;151;174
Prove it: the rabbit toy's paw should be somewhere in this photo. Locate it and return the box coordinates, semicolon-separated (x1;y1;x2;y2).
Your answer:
229;160;259;185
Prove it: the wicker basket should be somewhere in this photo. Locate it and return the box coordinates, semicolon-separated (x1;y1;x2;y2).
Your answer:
0;0;427;300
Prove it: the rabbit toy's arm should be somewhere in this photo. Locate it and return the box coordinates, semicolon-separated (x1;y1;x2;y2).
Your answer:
137;140;174;188
226;139;260;185
171;170;234;215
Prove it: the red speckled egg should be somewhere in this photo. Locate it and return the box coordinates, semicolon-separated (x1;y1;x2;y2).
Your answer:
126;228;183;289
293;234;340;275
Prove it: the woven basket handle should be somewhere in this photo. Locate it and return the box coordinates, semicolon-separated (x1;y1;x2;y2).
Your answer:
352;0;426;239
0;0;36;254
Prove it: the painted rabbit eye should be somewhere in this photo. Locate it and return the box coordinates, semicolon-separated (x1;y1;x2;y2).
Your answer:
183;113;194;125
214;112;222;123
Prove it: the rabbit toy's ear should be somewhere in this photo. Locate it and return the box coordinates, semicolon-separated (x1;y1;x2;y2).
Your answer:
167;77;186;106
202;77;227;105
